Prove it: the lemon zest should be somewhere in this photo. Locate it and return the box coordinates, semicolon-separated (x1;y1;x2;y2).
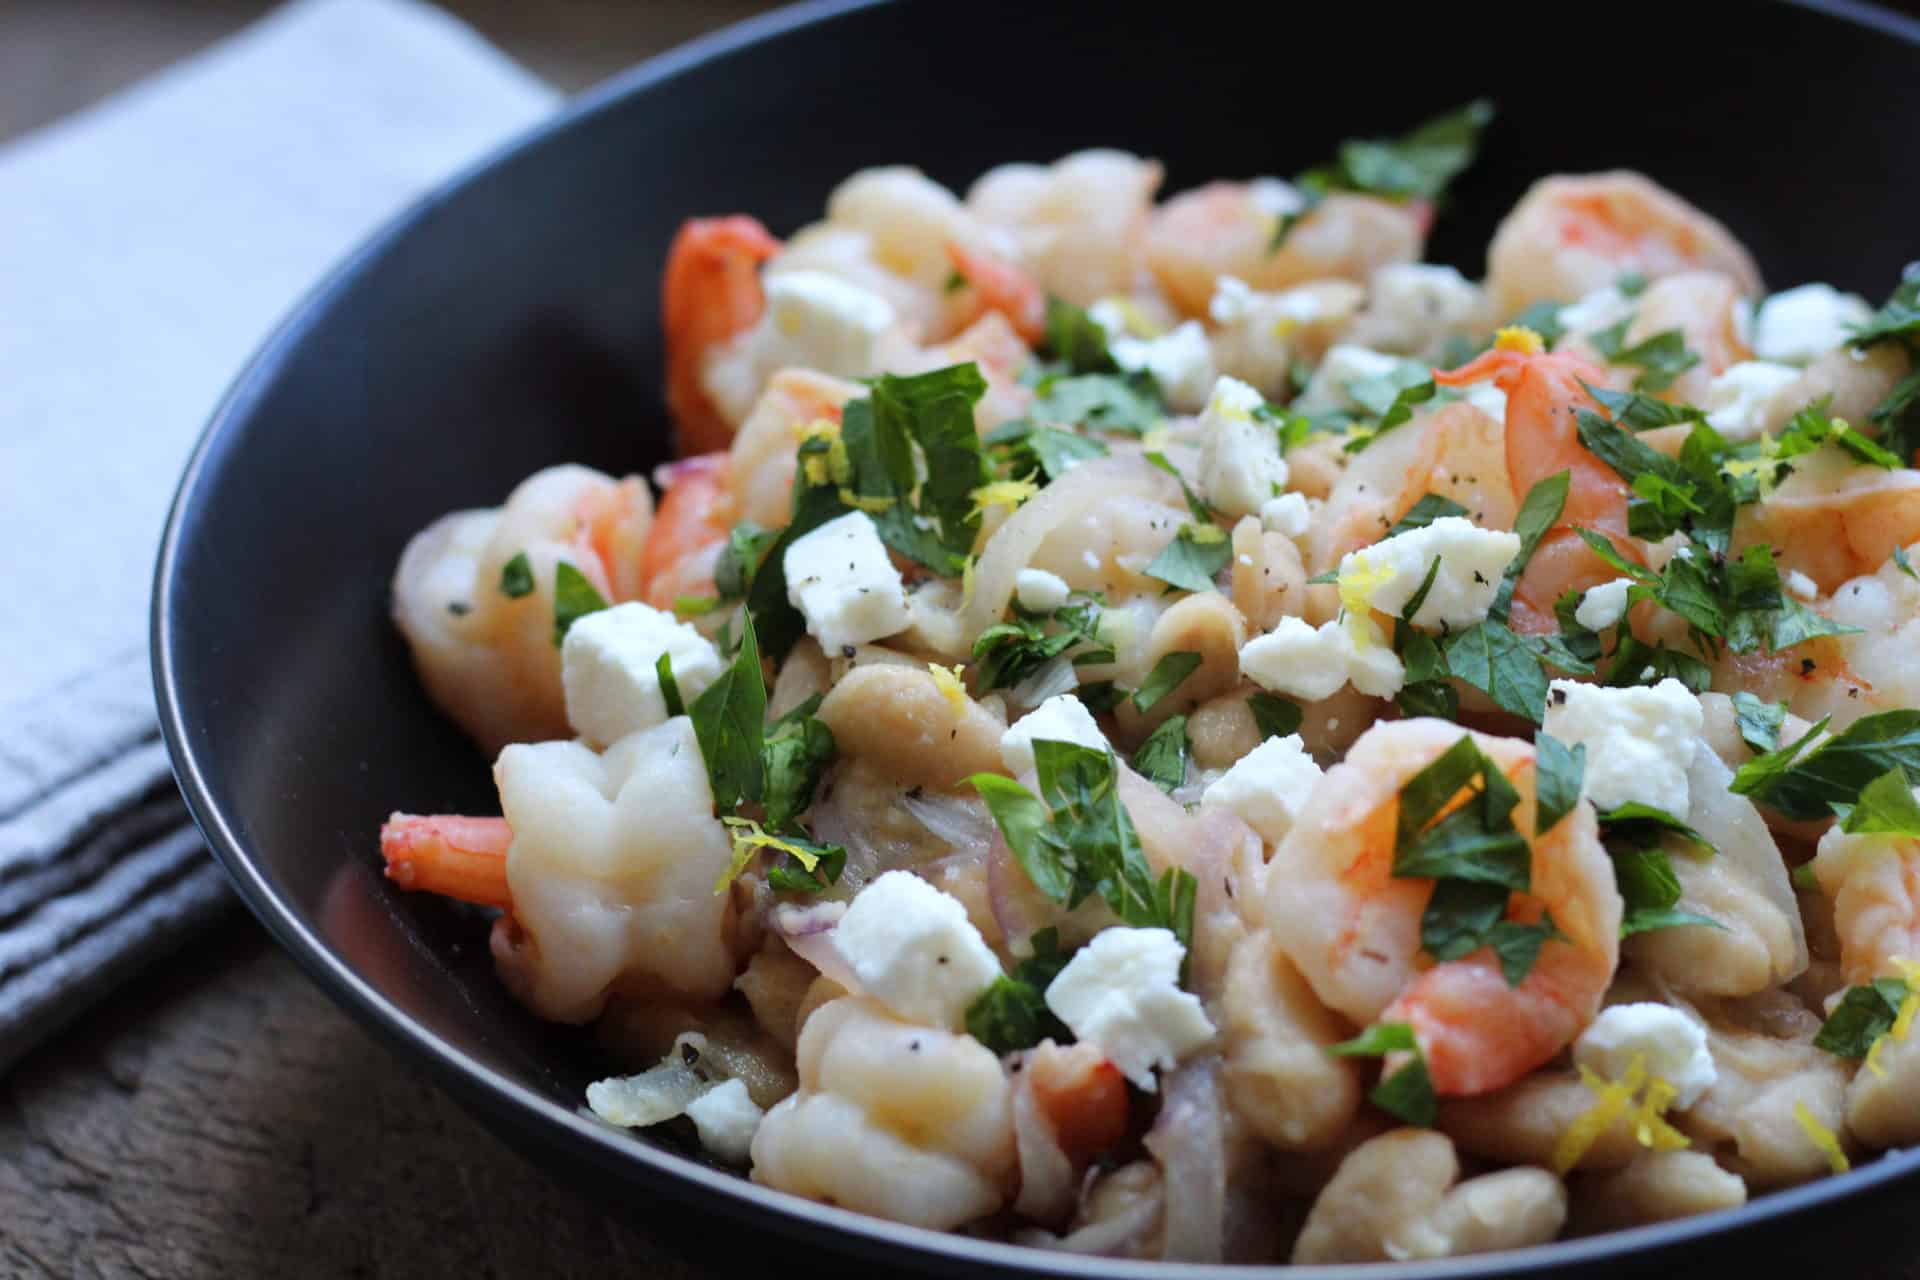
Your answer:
928;663;970;714
970;480;1039;517
1269;316;1300;342
1890;958;1920;1042
1864;1034;1890;1080
960;554;977;607
1630;1076;1690;1152
1140;426;1173;451
1494;325;1545;355
1794;1102;1850;1175
1336;552;1396;650
1105;297;1161;340
1209;388;1254;424
836;488;894;513
1187;523;1227;545
713;817;821;894
1553;1056;1646;1175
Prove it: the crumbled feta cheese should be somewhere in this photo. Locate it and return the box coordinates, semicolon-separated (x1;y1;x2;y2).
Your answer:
1353;263;1487;355
833;871;1003;1030
1260;492;1312;539
1246;177;1305;219
1574;578;1636;632
1784;569;1819;601
1087;297;1158;341
1542;678;1703;814
1557;285;1635;337
1197;375;1289;519
684;1078;764;1164
1044;927;1215;1091
783;511;911;653
1337;516;1522;631
1345;640;1407;699
1208;275;1257;327
1108;320;1216;413
1574;1002;1717;1109
1200;733;1324;845
561;602;725;748
1014;568;1072;613
1294;344;1410;416
1751;284;1872;365
1239;616;1351;702
1702;360;1803;441
759;270;897;377
1461;380;1507;423
1001;693;1110;774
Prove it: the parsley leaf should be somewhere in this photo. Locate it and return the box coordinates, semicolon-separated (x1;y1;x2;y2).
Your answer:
1329;1022;1437;1127
687;613;768;813
744;468;850;659
1343;376;1438;453
1587;384;1707;433
971;741;1199;946
972;598;1111;692
1132;652;1202;713
498;551;534;599
1612;843;1722;937
551;562;610;645
656;653;686;719
1388;494;1469;536
1897;546;1920;581
1508;301;1567;349
1028;371;1165;436
761;701;836;834
1043;296;1119;374
1870;368;1920;464
1393;736;1531;890
1144;522;1231;593
1731;710;1920;821
1131;715;1190;795
1731;691;1787;754
1247;692;1304;740
765;839;847;893
1490;471;1570;622
1814;978;1911;1058
1301;99;1494;205
985;421;1110;482
1774;398;1902;470
1837;766;1920;836
1534;733;1584;836
844;365;992;575
1593;327;1699;393
965;927;1074;1055
714;522;777;601
1442;619;1551;723
1849;263;1920;348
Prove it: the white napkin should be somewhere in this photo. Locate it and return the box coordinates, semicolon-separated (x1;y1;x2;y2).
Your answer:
0;0;560;1071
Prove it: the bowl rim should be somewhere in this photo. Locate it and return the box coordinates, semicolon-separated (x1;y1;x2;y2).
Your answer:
152;0;1920;1273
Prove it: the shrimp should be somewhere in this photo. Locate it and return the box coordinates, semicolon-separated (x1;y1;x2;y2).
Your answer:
726;369;860;530
1559;271;1751;407
391;464;653;754
1026;1040;1131;1166
1435;344;1632;634
1145;182;1424;318
1811;816;1920;987
1732;447;1920;597
663;216;782;456
1266;719;1623;1096
379;813;512;908
1484;172;1762;317
639;452;732;610
966;149;1164;306
945;241;1045;345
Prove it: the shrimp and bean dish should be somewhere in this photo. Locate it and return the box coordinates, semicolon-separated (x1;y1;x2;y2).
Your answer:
382;103;1920;1262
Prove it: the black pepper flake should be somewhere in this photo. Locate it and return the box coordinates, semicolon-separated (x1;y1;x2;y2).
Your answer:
1550;687;1568;706
841;645;857;658
1801;659;1817;676
447;601;471;616
1472;570;1487;584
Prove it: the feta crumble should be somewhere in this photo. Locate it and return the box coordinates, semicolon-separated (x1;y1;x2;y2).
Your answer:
833;871;1003;1031
1336;516;1522;631
1238;615;1406;702
1702;360;1803;441
1751;283;1872;365
1260;492;1312;540
1574;578;1636;632
1573;1002;1716;1109
1001;693;1110;775
1351;263;1488;355
760;270;897;377
1542;678;1703;814
684;1078;764;1164
561;602;725;748
1200;733;1324;845
783;511;911;653
1044;927;1215;1090
1107;320;1216;413
1197;375;1289;519
1294;344;1411;416
1557;285;1635;337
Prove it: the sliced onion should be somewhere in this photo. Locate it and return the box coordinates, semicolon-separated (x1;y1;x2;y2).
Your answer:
1011;1053;1077;1225
1686;742;1808;979
896;789;997;853
1006;655;1079;711
768;901;862;993
584;1033;715;1128
1143;1056;1227;1263
1018;1193;1164;1257
964;454;1181;644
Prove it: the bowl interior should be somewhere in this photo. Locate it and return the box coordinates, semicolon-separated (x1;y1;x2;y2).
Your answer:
156;0;1920;1274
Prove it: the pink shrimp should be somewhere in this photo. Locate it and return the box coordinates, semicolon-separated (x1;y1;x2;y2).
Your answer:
640;451;734;610
1436;344;1641;634
380;813;513;909
1813;820;1920;987
944;240;1046;345
570;475;652;604
1265;719;1622;1096
663;216;782;456
1026;1040;1131;1165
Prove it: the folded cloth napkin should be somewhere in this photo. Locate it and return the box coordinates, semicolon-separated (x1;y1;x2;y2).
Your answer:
0;0;559;1072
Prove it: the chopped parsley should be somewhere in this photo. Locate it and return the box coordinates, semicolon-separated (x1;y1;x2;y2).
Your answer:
1814;978;1911;1058
550;562;609;645
1596;803;1721;938
964;927;1073;1055
1131;651;1202;713
1329;1022;1437;1127
1731;691;1787;755
1589;323;1699;393
971;740;1199;948
1131;715;1191;794
1247;692;1304;740
1027;371;1164;436
761;694;837;834
1043;296;1120;375
1533;733;1584;836
1275;99;1494;251
714;522;777;601
1848;263;1920;348
1144;522;1231;594
687;612;768;813
1730;709;1920;821
1835;766;1920;836
984;420;1110;482
1773;398;1902;470
498;551;534;599
1490;471;1570;622
1387;494;1469;537
972;596;1112;693
656;653;685;718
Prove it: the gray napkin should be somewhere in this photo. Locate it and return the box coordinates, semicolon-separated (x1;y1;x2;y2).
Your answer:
0;0;559;1071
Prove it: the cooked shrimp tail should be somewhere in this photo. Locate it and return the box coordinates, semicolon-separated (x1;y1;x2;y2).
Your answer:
663;215;782;455
380;813;514;908
945;240;1046;344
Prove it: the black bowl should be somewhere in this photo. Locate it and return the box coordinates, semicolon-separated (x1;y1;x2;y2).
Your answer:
154;1;1920;1274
